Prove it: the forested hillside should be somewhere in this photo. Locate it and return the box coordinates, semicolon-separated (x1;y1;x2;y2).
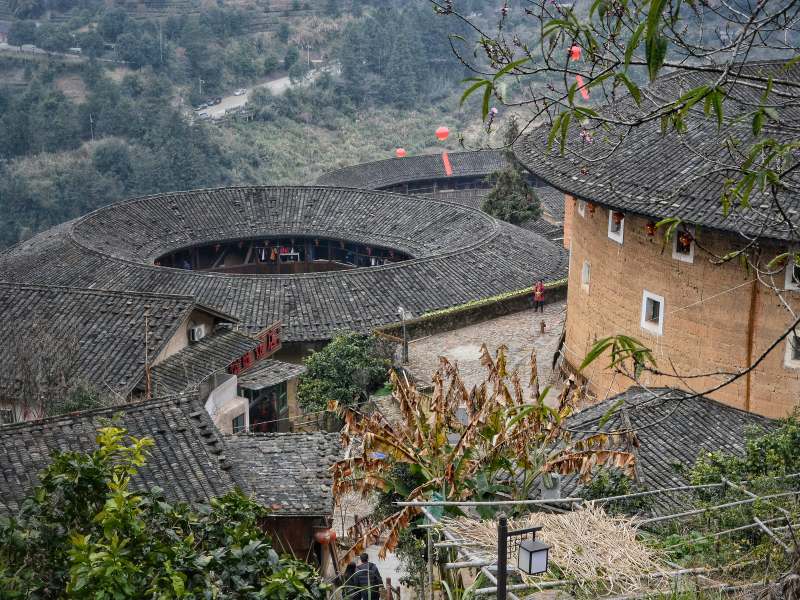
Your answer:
0;1;496;248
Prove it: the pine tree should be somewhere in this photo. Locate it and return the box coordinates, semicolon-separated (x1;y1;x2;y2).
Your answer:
481;168;542;225
482;116;541;225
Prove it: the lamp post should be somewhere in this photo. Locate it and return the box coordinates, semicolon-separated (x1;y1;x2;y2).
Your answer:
496;513;550;600
397;306;411;364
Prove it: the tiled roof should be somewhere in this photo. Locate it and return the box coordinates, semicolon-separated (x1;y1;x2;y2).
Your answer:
0;395;236;513
0;186;568;342
318;151;564;237
535;186;565;223
0;282;200;397
518;218;563;241
150;329;261;396
514;61;800;241
0;397;342;518
315;150;509;189
238;359;306;390
432;187;564;236
562;387;775;509
224;432;341;516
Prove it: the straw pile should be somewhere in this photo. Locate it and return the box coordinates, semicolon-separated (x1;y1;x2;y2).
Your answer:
442;503;669;597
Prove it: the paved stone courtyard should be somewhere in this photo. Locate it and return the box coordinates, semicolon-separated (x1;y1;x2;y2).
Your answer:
406;301;567;405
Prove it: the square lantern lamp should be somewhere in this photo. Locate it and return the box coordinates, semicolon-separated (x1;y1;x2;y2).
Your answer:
517;538;550;575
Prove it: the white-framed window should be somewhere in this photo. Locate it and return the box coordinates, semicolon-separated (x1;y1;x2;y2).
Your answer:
640;290;665;336
785;332;800;369
785;251;800;291
577;199;586;217
232;413;246;433
608;210;624;244
672;225;695;263
581;260;591;292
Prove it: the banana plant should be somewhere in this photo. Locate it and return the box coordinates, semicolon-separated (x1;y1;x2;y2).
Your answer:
331;345;637;563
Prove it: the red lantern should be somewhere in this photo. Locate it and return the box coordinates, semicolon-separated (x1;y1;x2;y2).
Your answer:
314;529;337;545
575;74;590;100
645;222;656;237
612;211;624;225
395;148;407;158
569;45;582;61
435;126;450;141
678;231;693;247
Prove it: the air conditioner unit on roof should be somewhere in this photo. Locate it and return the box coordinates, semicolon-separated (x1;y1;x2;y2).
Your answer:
189;324;207;342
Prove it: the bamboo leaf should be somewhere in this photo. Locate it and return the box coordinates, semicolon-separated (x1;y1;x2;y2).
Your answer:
615;73;641;105
494;57;531;79
645;0;669;81
460;79;490;106
767;252;790;270
481;83;493;120
712;88;723;128
579;336;614;371
625;22;646;69
559;112;571;155
753;110;765;136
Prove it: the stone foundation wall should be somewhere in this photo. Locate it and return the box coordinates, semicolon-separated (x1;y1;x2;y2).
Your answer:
377;281;568;342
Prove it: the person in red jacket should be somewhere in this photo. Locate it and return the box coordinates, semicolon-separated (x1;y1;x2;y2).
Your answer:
533;280;545;313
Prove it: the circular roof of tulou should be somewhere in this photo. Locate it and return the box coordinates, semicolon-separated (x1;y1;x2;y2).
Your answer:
0;186;568;342
513;60;800;242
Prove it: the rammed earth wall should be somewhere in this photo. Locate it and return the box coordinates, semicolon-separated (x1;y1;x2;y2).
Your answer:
562;195;800;418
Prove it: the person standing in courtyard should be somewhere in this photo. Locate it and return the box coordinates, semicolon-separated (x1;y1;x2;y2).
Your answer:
533;280;545;313
354;552;383;600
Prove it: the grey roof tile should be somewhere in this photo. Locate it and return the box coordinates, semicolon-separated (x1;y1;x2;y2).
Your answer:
514;60;800;241
0;395;235;513
0;282;199;397
561;387;776;512
149;329;261;396
238;359;306;390
0;187;568;342
224;432;341;516
316;150;509;189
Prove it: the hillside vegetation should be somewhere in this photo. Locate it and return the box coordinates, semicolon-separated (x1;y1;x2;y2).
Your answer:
0;1;499;248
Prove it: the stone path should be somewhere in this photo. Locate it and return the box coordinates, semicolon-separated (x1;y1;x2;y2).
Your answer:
406;301;567;406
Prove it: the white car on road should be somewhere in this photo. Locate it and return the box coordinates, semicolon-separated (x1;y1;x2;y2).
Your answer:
233;88;247;96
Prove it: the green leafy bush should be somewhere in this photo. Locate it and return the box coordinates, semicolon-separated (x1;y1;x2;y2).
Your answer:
579;467;652;513
689;414;800;491
297;332;392;413
0;425;327;599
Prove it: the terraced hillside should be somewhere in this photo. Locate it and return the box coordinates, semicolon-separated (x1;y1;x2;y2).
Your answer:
4;0;322;31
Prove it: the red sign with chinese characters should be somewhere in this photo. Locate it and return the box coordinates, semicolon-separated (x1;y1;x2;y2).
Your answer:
257;322;282;355
227;322;282;375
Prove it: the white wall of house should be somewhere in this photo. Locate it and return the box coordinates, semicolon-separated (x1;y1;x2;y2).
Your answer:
203;373;249;434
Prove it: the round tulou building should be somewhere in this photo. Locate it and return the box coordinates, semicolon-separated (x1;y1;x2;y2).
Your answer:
0;185;568;350
317;149;567;241
514;61;800;418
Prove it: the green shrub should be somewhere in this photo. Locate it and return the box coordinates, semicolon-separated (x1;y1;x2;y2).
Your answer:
297;332;392;413
0;425;328;598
